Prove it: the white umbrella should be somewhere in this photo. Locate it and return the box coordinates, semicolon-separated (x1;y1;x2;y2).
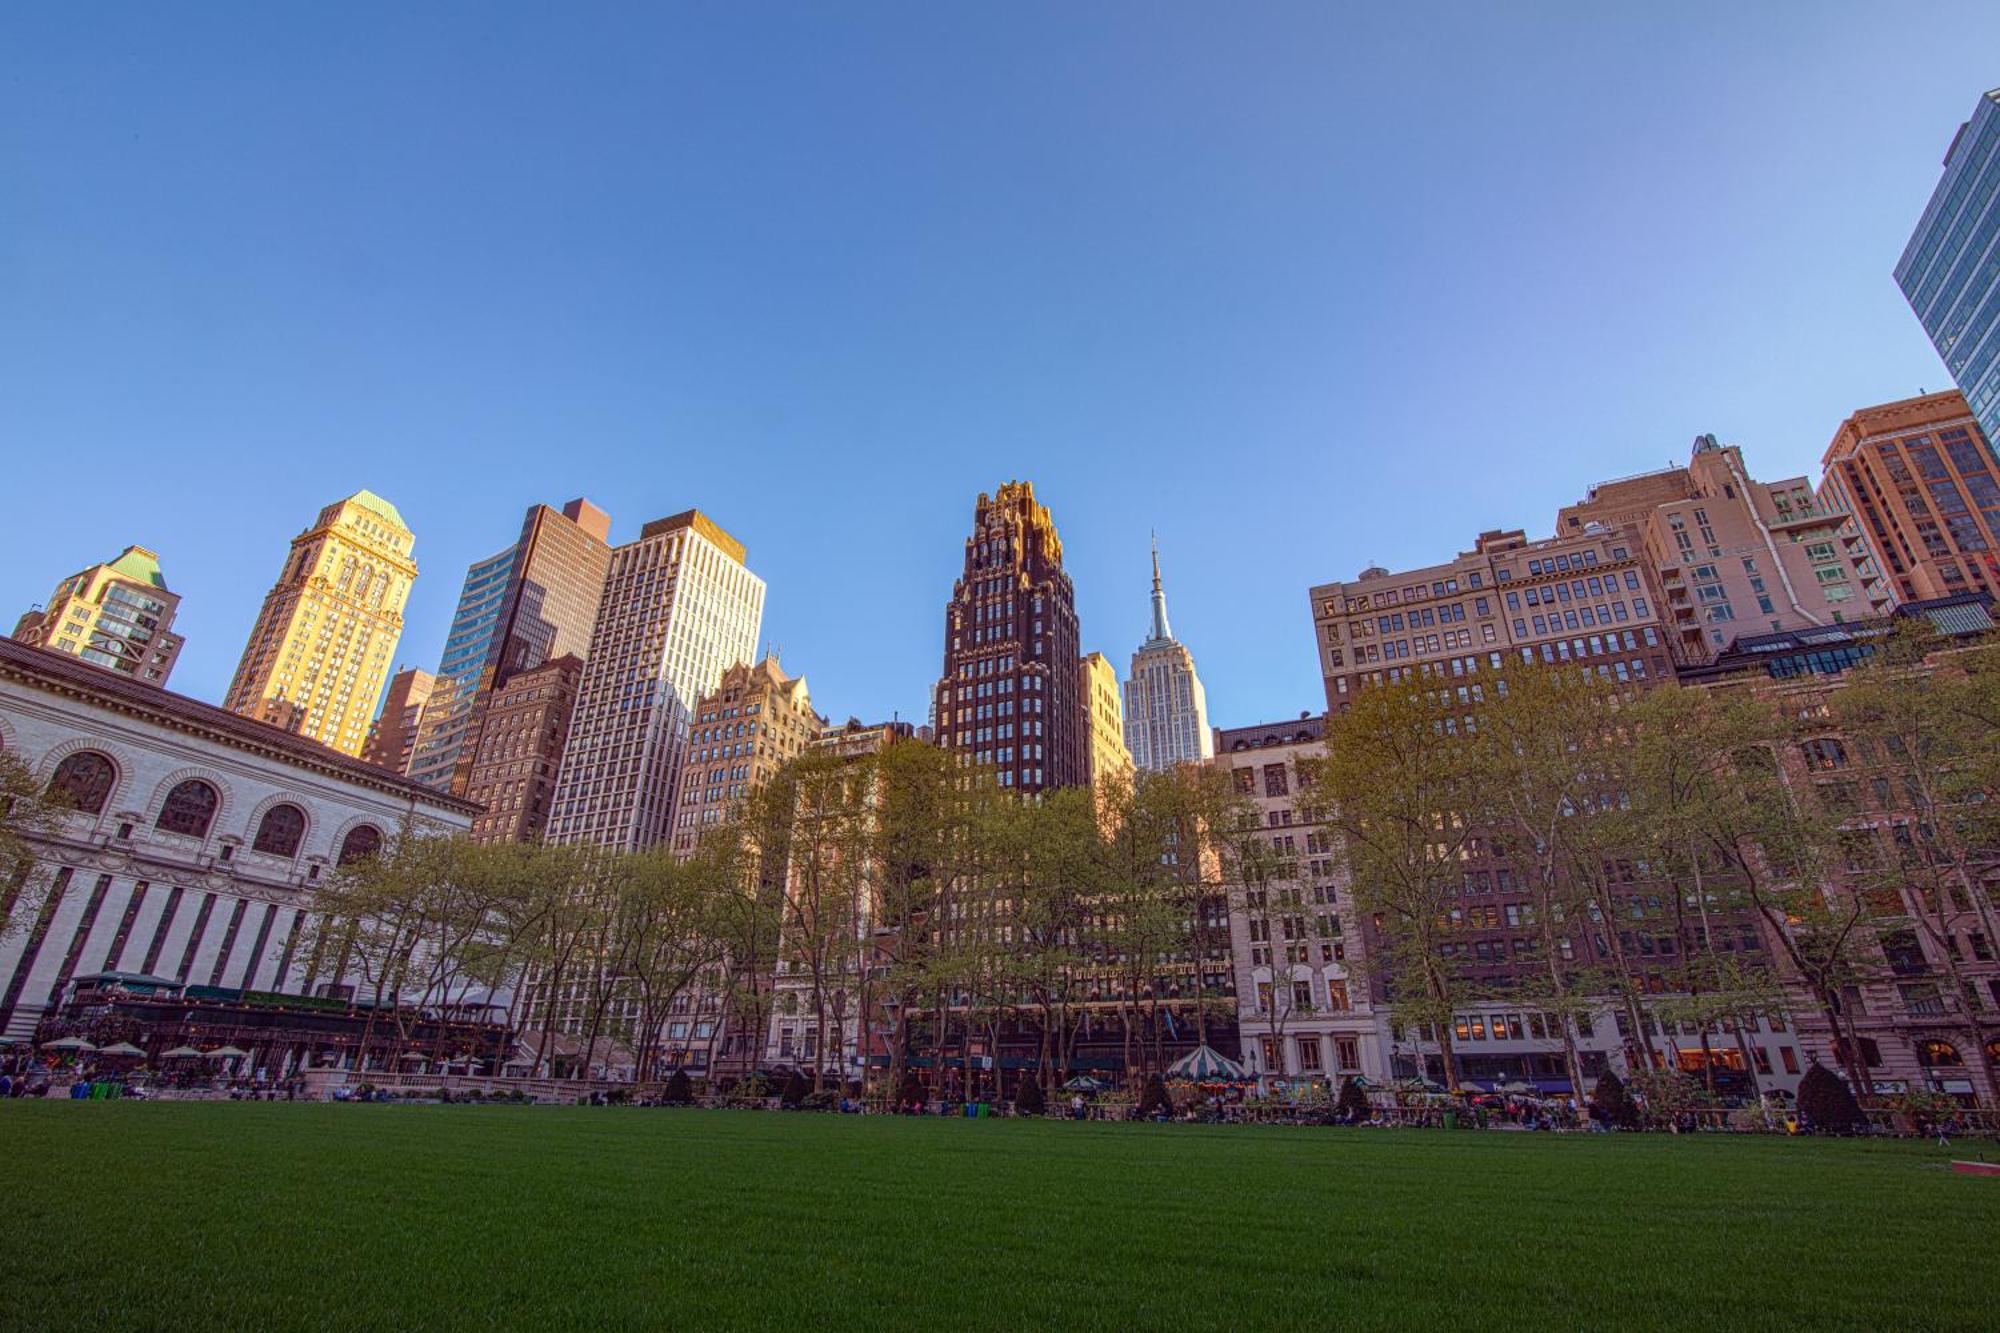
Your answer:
96;1042;146;1057
160;1046;204;1059
40;1036;97;1052
204;1046;250;1059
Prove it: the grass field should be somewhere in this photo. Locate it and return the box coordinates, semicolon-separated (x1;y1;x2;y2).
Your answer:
2;1105;1995;1331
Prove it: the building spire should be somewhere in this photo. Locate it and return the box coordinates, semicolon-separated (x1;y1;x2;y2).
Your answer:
1149;532;1173;642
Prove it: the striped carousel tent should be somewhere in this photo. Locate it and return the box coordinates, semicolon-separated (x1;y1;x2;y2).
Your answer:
1166;1045;1249;1082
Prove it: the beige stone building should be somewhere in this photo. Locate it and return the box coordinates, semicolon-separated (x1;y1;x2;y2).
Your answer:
223;491;418;757
1560;435;1889;663
1078;651;1134;800
12;546;185;686
671;655;823;859
359;667;435;775
1212;715;1387;1086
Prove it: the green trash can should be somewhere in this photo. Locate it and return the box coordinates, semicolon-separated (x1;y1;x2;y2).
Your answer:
1443;1109;1459;1130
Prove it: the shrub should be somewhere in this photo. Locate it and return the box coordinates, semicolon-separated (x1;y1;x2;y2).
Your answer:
1589;1070;1636;1128
1796;1063;1866;1135
800;1090;837;1112
1336;1077;1370;1123
780;1072;810;1107
663;1069;694;1105
1135;1074;1170;1118
1014;1078;1045;1116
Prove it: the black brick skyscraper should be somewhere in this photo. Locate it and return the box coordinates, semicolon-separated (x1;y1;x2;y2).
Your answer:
933;481;1086;793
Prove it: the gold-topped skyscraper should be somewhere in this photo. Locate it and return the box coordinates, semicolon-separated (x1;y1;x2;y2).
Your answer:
224;490;418;756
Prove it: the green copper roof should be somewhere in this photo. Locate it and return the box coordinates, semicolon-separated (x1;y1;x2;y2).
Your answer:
106;546;169;591
346;489;406;530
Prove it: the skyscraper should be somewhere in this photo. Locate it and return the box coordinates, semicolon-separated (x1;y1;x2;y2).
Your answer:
1896;87;2000;454
1122;540;1212;772
933;482;1086;794
464;654;583;845
360;667;435;775
12;545;185;686
1818;391;2000;603
223;491;417;756
1079;650;1134;797
406;498;612;794
545;510;764;851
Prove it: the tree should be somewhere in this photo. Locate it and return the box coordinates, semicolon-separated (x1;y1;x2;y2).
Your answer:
0;749;66;947
1014;1076;1045;1116
1589;1068;1635;1129
662;1068;694;1105
1306;679;1482;1090
1832;624;2000;1106
1135;1072;1170;1118
1473;658;1624;1105
1796;1061;1866;1134
780;1069;810;1108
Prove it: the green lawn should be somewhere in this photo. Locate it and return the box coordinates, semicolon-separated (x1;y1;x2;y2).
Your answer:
2;1105;1994;1331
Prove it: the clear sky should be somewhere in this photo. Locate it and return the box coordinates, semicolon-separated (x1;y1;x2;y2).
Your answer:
4;6;1998;733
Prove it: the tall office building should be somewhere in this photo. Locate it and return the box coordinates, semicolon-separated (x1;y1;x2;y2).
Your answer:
406;499;612;794
1121;541;1212;771
1896;88;2000;453
12;546;185;686
545;511;764;851
223;491;417;756
933;482;1086;794
360;668;435;775
1079;651;1135;797
464;654;583;845
1818;392;2000;603
1558;434;1890;662
671;655;823;859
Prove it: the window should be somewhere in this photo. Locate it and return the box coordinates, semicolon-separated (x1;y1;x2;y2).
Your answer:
1296;1036;1323;1071
337;824;383;866
252;804;307;857
47;751;116;815
1335;1036;1359;1070
154;779;219;838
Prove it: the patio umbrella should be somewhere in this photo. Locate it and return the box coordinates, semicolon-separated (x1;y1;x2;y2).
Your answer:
1061;1075;1112;1092
204;1046;250;1059
160;1046;204;1059
95;1042;146;1058
40;1036;97;1052
1165;1045;1250;1082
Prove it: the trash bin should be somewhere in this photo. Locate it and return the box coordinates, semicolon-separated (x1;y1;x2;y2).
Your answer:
1443;1110;1459;1130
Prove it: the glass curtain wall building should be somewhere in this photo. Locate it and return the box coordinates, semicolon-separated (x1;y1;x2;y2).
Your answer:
1897;87;2000;458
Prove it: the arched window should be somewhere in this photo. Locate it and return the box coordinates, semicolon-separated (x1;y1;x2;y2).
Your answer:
252;803;307;857
47;751;117;815
337;824;382;866
155;780;220;838
1917;1039;1962;1068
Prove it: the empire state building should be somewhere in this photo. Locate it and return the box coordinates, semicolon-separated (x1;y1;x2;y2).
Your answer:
1122;539;1212;772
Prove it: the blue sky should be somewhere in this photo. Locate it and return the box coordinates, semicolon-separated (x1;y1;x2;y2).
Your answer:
4;5;1998;732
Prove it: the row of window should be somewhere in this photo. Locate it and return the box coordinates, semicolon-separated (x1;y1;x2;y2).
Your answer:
45;751;382;864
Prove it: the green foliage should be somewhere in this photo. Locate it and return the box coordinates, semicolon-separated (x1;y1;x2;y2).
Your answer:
662;1069;694;1106
780;1072;810;1107
1796;1063;1866;1135
1136;1073;1170;1118
898;1073;926;1108
1013;1078;1045;1116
